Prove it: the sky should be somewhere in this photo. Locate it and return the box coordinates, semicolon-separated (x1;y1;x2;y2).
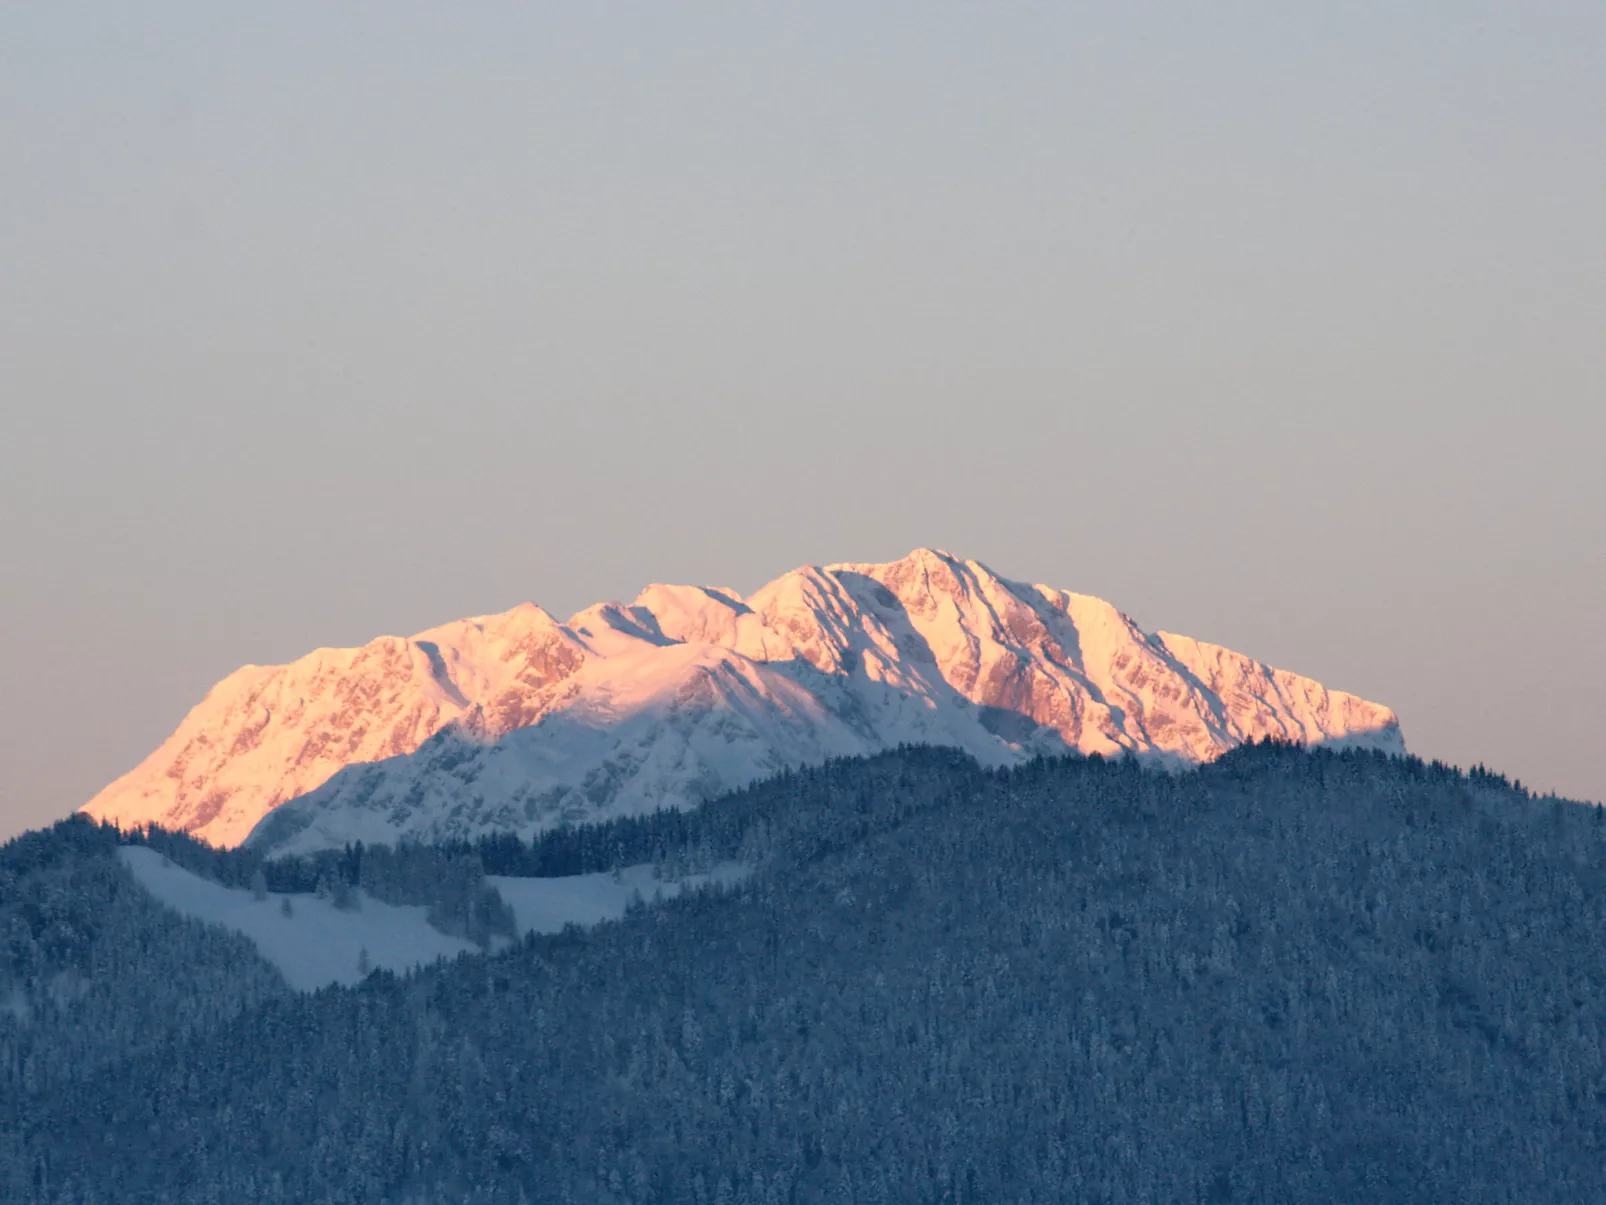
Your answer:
3;4;1603;839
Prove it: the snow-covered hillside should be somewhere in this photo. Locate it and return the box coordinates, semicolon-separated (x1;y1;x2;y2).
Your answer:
118;846;749;991
118;846;474;990
84;549;1403;855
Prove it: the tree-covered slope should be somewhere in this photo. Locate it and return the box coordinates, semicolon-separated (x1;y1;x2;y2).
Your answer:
0;818;288;1146
10;746;1606;1203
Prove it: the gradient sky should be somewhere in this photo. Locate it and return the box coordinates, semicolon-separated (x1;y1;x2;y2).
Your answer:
3;4;1603;839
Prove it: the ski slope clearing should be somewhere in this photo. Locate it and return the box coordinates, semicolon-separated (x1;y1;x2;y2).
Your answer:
118;846;751;991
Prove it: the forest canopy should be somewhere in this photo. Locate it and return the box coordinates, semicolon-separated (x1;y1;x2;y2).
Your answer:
4;743;1605;1203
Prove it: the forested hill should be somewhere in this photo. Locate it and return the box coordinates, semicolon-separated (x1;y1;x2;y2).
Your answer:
8;744;1606;1202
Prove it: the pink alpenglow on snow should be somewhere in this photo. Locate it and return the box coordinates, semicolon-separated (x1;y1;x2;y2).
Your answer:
82;549;1403;855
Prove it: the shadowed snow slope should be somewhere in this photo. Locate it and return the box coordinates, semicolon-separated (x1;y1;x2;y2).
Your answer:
117;846;475;991
488;863;751;936
118;845;750;991
84;549;1403;854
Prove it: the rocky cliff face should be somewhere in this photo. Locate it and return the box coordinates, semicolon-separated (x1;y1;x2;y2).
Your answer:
82;549;1403;854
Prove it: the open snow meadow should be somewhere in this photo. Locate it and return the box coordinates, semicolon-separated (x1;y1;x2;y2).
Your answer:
119;845;749;991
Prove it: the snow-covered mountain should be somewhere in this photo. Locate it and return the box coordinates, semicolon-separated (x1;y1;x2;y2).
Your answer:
82;549;1403;855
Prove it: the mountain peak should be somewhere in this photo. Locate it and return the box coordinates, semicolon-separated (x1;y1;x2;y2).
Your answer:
829;545;965;578
82;551;1403;853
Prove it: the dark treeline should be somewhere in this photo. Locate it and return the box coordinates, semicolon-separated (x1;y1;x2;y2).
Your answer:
0;816;287;1117
124;743;980;888
7;743;1606;1202
126;743;1541;889
117;827;515;949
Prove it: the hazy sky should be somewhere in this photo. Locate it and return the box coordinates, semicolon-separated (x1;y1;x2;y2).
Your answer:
3;4;1603;838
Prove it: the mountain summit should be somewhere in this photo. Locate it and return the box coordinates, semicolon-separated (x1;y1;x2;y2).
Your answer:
82;549;1402;854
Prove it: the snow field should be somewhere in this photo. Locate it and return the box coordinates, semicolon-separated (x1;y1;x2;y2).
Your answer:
118;845;749;992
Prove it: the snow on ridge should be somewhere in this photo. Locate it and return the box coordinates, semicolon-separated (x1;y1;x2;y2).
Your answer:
84;548;1404;855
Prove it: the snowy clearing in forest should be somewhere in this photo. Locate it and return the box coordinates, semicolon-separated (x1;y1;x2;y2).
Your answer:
118;846;750;991
487;861;751;935
118;846;475;990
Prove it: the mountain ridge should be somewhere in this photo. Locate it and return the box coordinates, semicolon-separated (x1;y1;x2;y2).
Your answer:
82;548;1403;853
